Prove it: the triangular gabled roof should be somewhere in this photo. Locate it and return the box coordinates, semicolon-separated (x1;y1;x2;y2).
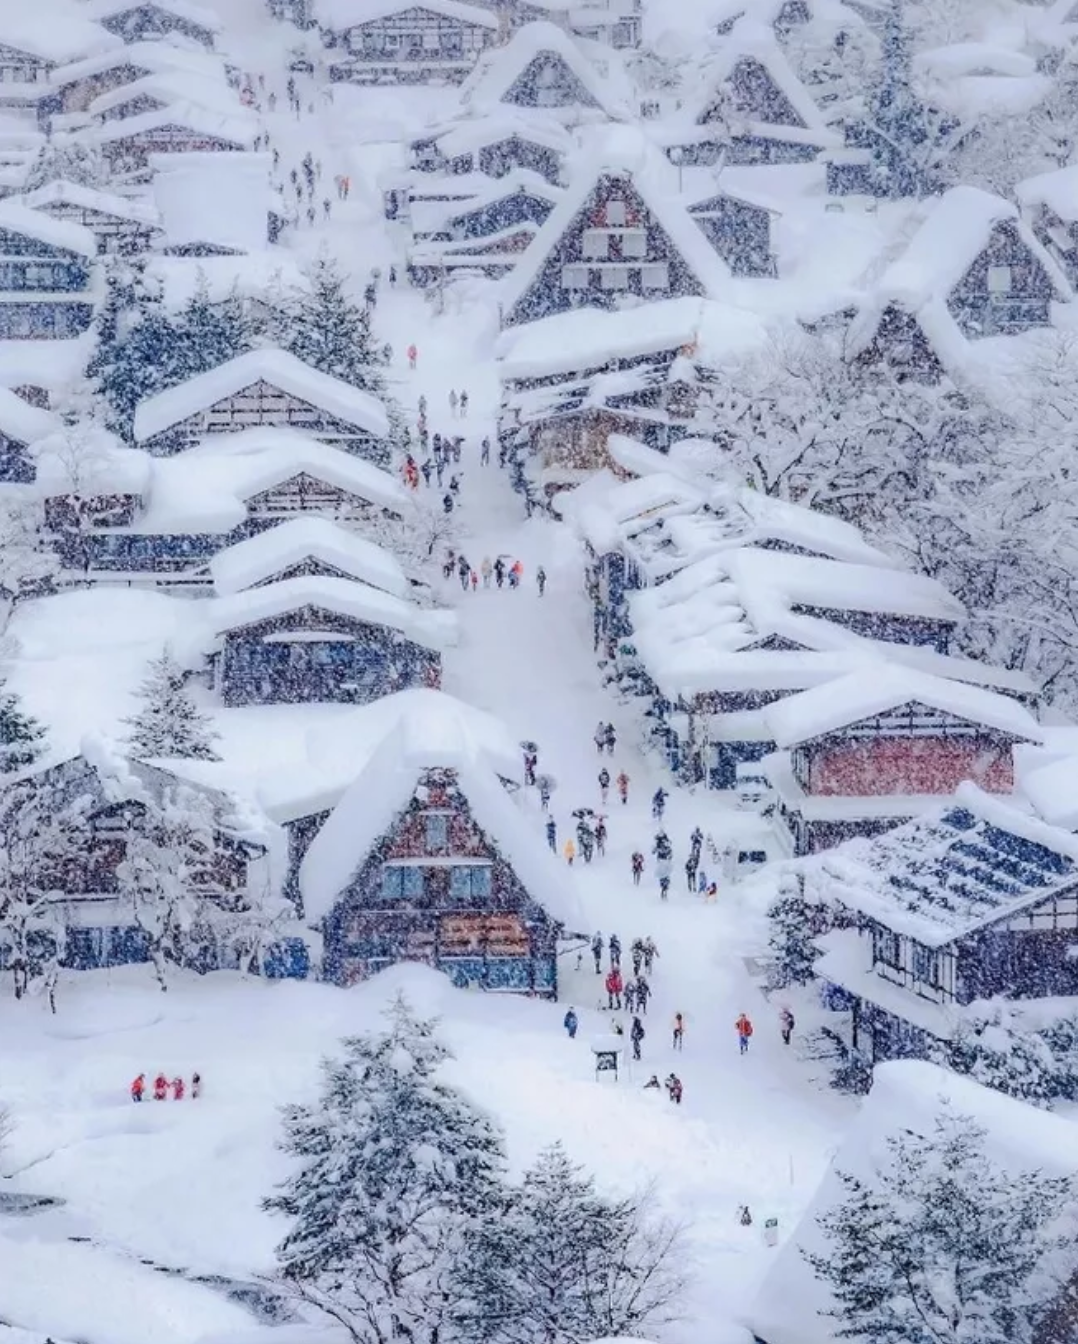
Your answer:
0;385;59;446
298;694;584;931
48;40;224;89
93;102;255;148
499;150;731;326
0;200;98;257
0;7;119;65
209;517;410;600
84;0;223;33
132;349;390;444
21;178;160;227
459;21;628;121
694;22;828;132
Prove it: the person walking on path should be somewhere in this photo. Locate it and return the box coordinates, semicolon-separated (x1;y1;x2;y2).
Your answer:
598;767;610;805
539;778;551;810
659;872;670;901
594;721;607;754
480;556;492;588
457;553;470;590
510;559;523;589
617;771;629;805
736;1012;754;1054
563;1007;578;1039
665;1073;683;1104
631;937;644;977
460;390;468;417
536;566;547;596
131;1073;145;1102
685;853;698;892
564;837;576;866
546;817;557;851
172;1076;185;1101
481;436;491;465
636;975;651;1014
643;937;658;976
407;343;417;370
604;723;616;755
605;967;623;1010
652;788;667;821
591;931;603;974
631;851;644;886
449;389;458;417
779;1006;795;1045
609;933;621;968
672;1012;685;1051
191;1072;201;1099
630;1016;645;1061
624;979;636;1014
594;816;606;857
494;557;505;589
153;1073;168;1101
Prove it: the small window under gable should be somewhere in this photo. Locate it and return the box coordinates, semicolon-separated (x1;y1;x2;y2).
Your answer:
582;228;609;259
912;943;940;987
604;198;627;227
381;866;424;900
988;264;1012;294
561;264;588;288
425;813;448;852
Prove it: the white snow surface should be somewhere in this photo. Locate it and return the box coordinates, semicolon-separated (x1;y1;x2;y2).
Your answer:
0;201;98;258
150;152;273;252
0;386;58;446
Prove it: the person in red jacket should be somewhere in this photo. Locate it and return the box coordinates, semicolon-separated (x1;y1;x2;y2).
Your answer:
130;1073;145;1103
172;1076;185;1101
153;1073;168;1101
736;1013;754;1055
605;967;623;1010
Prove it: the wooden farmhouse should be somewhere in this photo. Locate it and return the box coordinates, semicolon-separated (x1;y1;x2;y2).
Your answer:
498;162;729;327
320;0;500;85
96;103;255;181
687;183;777;277
0;383;58;481
457;20;629;122
805;788;1078;1070
0;13;117;119
0;202;97;339
761;666;1043;856
0;749;271;976
21;179;160;255
410;114;570;183
45;428;407;584
85;0;221;49
298;699;583;992
132;349;392;460
1016;164;1078;290
207;574;453;707
45;42;226;117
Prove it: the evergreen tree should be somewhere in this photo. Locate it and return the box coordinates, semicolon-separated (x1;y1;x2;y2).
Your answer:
767;876;828;988
172;276;253;383
455;1143;687;1344
805;1106;1078;1344
122;647;221;762
0;675;46;774
264;995;508;1344
24;138;107;192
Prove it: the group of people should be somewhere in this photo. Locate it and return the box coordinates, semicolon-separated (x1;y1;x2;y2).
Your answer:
643;1073;683;1104
131;1072;201;1102
632;825;722;902
443;551;536;593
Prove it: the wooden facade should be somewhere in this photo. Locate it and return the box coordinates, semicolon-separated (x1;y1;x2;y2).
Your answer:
0;42;52;89
211;604;441;707
50;60;163;115
503;173;707;326
0;224;95;339
325;5;497;85
320;767;561;994
100;123;247;181
413;184;556;242
27;199;157;256
498;51;602;110
1025;200;1078;289
412;131;563;183
140;381;391;463
947;219;1059;338
688;193;776;276
96;3;218;49
850;303;946;384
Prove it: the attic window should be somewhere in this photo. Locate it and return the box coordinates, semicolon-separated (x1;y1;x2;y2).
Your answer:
604;199;627;226
988;264;1012;294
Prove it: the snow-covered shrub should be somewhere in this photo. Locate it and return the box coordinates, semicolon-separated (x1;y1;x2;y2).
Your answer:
767;875;833;988
122;646;221;762
943;1002;1078;1107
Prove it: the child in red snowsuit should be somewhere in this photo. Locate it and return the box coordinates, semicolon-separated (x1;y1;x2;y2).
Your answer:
172;1076;185;1101
153;1073;168;1101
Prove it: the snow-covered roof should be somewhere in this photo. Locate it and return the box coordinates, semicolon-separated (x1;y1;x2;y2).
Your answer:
49;39;224;89
1016;163;1078;224
144;250;308;312
31;424;152;498
496;297;769;382
0;200;97;257
459;21;629;121
299;693;584;932
0;335;92;391
136;428;406;533
747;1058;1078;1344
93;102;255;149
409;167;562;237
804;782;1078;947
691;22;829;134
0;7;119;65
21;178;160;226
209;517;410;600
83;0;223;33
317;0;499;31
499;151;732;318
423;109;573;160
150;151;272;253
90;71;239;121
0;385;58;446
132;350;390;444
209;574;455;651
764;665;1041;750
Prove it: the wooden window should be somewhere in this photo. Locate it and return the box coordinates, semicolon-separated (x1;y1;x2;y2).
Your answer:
912;943;939;986
873;926;900;969
561;264;588;288
582;228;609;259
425;813;448;852
605;199;627;226
381;865;424;900
621;228;647;258
449;865;493;900
987;264;1011;294
640;262;669;290
600;265;630;289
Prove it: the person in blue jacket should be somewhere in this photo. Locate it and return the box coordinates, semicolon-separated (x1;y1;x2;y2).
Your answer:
563;1007;579;1039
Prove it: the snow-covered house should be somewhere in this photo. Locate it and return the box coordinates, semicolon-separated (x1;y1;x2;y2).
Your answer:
132;350;392;462
207;575;453;707
0;9;118;121
319;0;500;85
150;151;274;255
846;186;1072;369
686;182;778;277
87;69;240;128
498;158;730;327
762;666;1043;856
410;113;570;183
801;787;1078;1070
457;21;628;123
46;41;225;117
0;383;58;481
84;0;222;50
0;201;97;339
662;24;837;167
0;747;271;975
298;694;582;992
747;1059;1078;1344
95;103;256;183
65;428;407;582
1016;164;1078;291
21;179;160;255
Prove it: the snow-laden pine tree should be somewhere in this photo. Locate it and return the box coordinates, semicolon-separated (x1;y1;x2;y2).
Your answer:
454;1142;686;1344
264;995;508;1344
24;138;107;192
804;1106;1078;1344
172;275;253;384
0;676;46;775
122;647;221;761
116;783;220;990
767;876;827;988
288;255;386;394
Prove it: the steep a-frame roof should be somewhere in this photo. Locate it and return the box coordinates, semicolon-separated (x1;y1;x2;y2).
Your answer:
693;22;829;132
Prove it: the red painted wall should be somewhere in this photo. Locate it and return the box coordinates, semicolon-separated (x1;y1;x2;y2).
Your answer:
808;738;1014;797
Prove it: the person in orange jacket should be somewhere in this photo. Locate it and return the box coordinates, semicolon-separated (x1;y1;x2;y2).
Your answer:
153;1072;168;1101
131;1073;145;1103
563;837;576;866
736;1013;754;1055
